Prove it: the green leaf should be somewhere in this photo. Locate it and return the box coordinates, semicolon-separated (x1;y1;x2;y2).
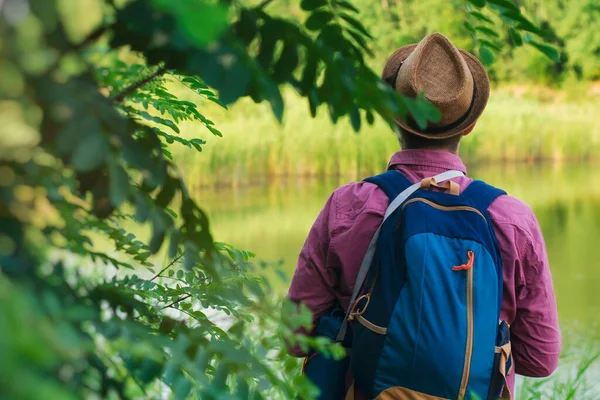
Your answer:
174;376;192;400
334;0;359;13
56;116;100;156
469;11;494;24
109;163;129;207
403;94;442;130
467;0;486;7
478;38;502;52
524;36;560;62
138;111;180;133
257;25;278;68
349;108;361;132
475;26;500;38
153;0;228;47
235;380;250;399
215;53;252;105
300;0;327;11
479;45;495;66
515;21;547;38
149;228;165;254
300;52;319;93
509;27;523;46
134;193;150;223
138;358;163;384
263;80;284;122
339;13;372;39
156;178;178;207
486;0;519;12
305;11;334;31
346;29;372;55
72;133;109;172
176;269;184;279
464;21;476;33
236;9;258;46
365;110;374;125
273;41;299;83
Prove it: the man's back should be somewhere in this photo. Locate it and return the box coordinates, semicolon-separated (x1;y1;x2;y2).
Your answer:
288;150;561;396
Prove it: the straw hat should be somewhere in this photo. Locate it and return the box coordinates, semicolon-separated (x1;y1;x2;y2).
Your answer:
382;33;490;139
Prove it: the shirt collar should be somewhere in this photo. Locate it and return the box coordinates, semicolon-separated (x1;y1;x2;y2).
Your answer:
387;149;468;174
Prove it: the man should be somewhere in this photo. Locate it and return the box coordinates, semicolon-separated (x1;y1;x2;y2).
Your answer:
288;33;561;399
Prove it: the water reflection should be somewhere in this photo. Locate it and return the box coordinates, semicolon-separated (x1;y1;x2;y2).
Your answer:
199;163;600;336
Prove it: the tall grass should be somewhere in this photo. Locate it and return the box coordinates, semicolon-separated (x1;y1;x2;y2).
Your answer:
172;85;600;190
517;339;600;399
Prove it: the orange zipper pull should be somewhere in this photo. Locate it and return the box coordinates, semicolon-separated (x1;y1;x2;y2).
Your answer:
453;250;474;271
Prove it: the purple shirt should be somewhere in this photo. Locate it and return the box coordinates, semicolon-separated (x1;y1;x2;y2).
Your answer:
288;150;561;396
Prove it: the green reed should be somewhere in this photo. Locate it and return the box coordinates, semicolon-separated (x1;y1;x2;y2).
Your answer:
172;85;600;190
517;341;600;399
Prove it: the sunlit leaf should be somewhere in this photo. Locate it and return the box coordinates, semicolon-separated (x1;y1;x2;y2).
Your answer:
478;38;502;52
469;11;494;24
475;26;500;38
524;34;560;62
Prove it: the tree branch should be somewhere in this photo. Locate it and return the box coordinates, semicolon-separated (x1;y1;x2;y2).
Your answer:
73;23;116;51
111;66;168;103
150;252;183;281
161;294;192;310
45;23;116;75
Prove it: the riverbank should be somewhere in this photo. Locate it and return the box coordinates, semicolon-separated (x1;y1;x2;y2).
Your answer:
172;85;600;191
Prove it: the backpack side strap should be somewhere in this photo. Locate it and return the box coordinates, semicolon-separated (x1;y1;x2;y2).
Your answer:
461;180;507;212
363;170;412;201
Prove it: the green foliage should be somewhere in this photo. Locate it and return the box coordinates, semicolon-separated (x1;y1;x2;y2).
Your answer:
518;341;600;399
306;0;598;84
0;0;563;399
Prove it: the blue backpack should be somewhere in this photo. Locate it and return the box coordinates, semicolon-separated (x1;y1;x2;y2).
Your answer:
330;170;514;400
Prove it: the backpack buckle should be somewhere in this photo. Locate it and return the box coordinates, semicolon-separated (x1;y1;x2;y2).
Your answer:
348;294;370;320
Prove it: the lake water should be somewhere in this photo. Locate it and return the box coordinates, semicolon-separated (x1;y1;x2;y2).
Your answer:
198;161;600;395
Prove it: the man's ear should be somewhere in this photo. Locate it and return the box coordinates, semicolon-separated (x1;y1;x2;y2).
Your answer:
462;123;476;137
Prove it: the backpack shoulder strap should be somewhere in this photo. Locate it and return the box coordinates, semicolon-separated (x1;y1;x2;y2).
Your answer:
461;180;507;211
363;170;412;201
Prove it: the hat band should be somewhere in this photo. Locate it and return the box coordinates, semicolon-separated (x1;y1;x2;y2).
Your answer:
389;58;477;135
406;81;477;134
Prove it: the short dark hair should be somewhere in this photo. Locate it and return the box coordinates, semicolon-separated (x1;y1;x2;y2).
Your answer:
398;129;462;152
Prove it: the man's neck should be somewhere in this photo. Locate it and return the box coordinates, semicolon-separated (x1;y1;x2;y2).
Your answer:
400;146;460;155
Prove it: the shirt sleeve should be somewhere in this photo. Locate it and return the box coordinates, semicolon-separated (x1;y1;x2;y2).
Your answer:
510;216;562;377
287;190;339;324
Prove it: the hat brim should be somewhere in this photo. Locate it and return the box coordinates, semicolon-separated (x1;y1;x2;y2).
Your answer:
384;44;490;139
